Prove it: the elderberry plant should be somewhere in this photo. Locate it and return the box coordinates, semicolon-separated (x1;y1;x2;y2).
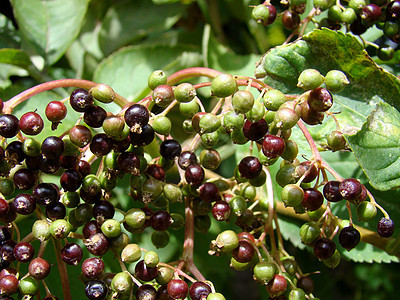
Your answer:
0;0;400;299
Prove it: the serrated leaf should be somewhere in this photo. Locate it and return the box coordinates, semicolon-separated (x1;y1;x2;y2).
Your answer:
93;44;202;102
99;0;184;56
11;0;89;66
340;242;399;263
0;49;32;69
346;102;400;190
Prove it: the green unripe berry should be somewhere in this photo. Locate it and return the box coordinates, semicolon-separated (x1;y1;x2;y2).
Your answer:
163;184;182;203
62;137;79;156
327;130;346;151
148;70;167;90
230;257;251;271
281;184;304;207
240;184;257;201
289;288;306;300
201;131;219;147
170;213;185;230
348;0;366;13
249;170;266;187
75;203;93;223
264;89;287;111
110;232;130;253
281;139;298;161
253;261;276;284
151;230;170;248
156;266;174;285
314;0;335;11
325;70;349;92
61;191;80;208
229;195;247;216
328;5;343;22
308;206;326;221
99;171;117;191
82;174;101;195
90;83;115;103
198;113;221;134
174;82;196;103
101;219;121;238
377;45;395;61
252;4;270;25
341;8;357;23
32;220;51;242
223;111;245;132
179;99;199;117
50;219;71;239
0;178;15;197
200;148;221;170
103;115;126;139
216;230;239;252
207;293;226;300
19;276;39;295
230;128;248;145
274;107;300;130
152;115;171;136
211;73;237;98
125;208;146;229
246;100;266;122
357;201;377;221
300;222;320;244
23;138;41;157
232;90;254;114
121;244;141;263
111;272;133;294
323;249;340;268
276;164;298;187
297;69;325;90
281;258;298;276
144;250;159;267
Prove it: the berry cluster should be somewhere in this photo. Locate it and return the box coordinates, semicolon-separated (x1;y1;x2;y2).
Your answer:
251;0;400;61
0;64;395;300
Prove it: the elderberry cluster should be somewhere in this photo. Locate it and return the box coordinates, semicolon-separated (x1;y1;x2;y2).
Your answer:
0;65;395;300
251;0;400;60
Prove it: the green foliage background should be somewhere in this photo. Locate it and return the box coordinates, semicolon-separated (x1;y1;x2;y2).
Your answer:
1;0;400;299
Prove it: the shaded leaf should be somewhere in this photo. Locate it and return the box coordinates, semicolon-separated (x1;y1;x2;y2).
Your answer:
0;49;31;69
346;102;400;191
99;0;184;56
11;0;89;65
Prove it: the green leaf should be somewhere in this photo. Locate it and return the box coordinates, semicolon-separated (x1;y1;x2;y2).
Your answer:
99;0;185;56
346;102;400;190
207;34;261;77
11;0;90;66
93;44;202;103
0;49;32;69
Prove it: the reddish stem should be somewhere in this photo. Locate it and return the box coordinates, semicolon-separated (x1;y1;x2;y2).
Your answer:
4;79;129;113
166;67;222;85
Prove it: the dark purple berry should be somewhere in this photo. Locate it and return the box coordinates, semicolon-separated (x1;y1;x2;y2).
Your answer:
85;280;108;300
13;242;35;263
377;217;395;238
262;134;286;159
302;188;324;211
160;139;182;160
178;151;198;170
185;164;205;186
61;243;83;265
0;114;19;138
124;104;150;127
41;136;64;160
242;119;268;141
238;156;262;179
12;193;36;215
84;106;107;128
189;281;212;300
323;181;343;202
339;226;360;250
339;178;362;201
313;238;336;260
70;88;94;112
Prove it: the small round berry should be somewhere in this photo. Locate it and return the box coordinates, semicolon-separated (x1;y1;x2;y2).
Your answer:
134;260;158;282
232;90;254;114
307;87;333;112
377;217;395;238
124;104;150;127
0;114;19;138
167;279;188;300
28;257;50;280
339;226;361;251
41;136;64;160
19;111;44;135
262;134;286;159
216;230;239;252
357;201;377;221
153;84;174;107
111;272;133;295
281;184;304;207
325;70;349;92
148;70;167;90
85;280;108;300
61;242;83;265
313;238;336;260
174;82;196;103
91;83;115;103
189;281;212;300
238;156;262;179
160;139;182;160
339;178;362;201
45;101;67;123
232;240;255;263
210;74;237;98
265;274;287;298
282;10;300;30
70;88;94;112
327;130;346;151
252;4;270;25
185;164;205;186
297;69;324;90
